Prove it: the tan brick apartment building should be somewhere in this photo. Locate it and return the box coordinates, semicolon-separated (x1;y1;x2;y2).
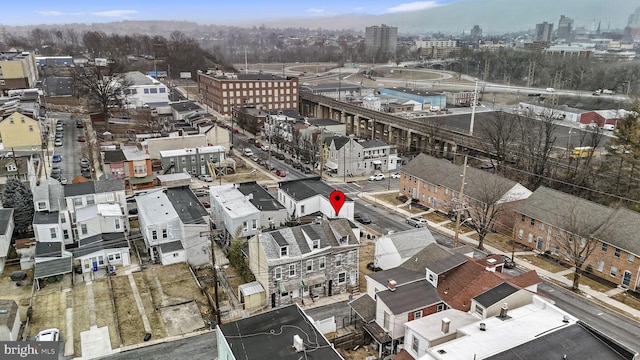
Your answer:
513;186;640;291
197;71;298;116
399;154;531;232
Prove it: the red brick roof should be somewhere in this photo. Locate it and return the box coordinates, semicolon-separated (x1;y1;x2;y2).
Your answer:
393;349;415;360
438;261;505;312
506;270;541;288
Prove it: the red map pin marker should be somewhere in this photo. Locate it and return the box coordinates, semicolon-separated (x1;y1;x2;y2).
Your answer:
329;190;346;217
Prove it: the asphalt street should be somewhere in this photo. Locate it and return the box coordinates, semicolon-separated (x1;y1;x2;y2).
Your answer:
49;112;85;182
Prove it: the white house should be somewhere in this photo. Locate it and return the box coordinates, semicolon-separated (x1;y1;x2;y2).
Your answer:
210;184;261;241
325;136;398;177
374;228;436;270
75;203;126;240
277;179;355;221
122;71;170;108
136;187;210;266
0;208;14;274
72;233;131;274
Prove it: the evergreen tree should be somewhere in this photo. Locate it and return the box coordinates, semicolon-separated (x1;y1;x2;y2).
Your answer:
1;178;34;235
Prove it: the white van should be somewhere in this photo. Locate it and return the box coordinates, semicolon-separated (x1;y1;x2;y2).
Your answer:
603;124;615;131
243;148;254;157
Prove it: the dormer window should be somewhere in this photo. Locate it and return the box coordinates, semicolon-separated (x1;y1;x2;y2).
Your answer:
280;246;288;256
312;240;320;249
6;164;16;172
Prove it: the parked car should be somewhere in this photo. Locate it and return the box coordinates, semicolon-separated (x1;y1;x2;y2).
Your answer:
193;189;209;197
262;145;270;151
354;213;372;224
480;163;495;170
501;255;516;269
284;158;294;165
200;200;211;208
275;153;286;160
54;139;63;147
80;157;89;165
391;172;401;179
304;167;313;174
275;169;287;177
128;208;138;215
545;87;555;93
52;154;62;162
243;148;254;157
369;173;385;181
60;178;68;185
406;216;428;227
81;163;90;169
35;328;60;342
77;136;86;142
198;174;213;182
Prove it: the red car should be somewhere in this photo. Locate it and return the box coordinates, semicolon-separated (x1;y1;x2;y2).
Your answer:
77;136;86;142
200;200;210;208
275;169;287;177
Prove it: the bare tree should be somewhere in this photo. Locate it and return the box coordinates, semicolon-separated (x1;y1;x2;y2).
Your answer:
478;111;519;169
71;65;132;131
513;109;558;189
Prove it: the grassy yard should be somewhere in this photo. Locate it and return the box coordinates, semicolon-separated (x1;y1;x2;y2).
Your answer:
358;241;375;292
72;283;89;356
146;263;210;317
111;275;145;346
374;192;407;206
470;232;514;253
133;273;167;340
93;278;119;350
440;221;474;233
29;279;70;339
422;212;447;223
611;292;640;311
564;273;615;293
519;255;568;273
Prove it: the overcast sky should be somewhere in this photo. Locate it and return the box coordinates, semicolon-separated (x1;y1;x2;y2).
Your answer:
2;0;464;26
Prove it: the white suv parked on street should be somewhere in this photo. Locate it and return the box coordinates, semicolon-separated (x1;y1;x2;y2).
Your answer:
406;216;428;227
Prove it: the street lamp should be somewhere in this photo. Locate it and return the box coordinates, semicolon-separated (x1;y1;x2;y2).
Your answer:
469;79;479;136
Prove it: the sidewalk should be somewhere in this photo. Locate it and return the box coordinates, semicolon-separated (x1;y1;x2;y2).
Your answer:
360;190;640;320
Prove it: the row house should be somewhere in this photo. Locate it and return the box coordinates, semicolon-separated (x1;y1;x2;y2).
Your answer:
0;51;39;92
209;182;288;244
0;157;37;190
325;136;398;177
514;186;640;291
248;219;360;308
400;154;531;232
231;106;269;136
136;186;210;267
198;71;299;117
159;145;228;178
0;110;43;152
278;178;355;222
102;146;154;192
0;208;14;274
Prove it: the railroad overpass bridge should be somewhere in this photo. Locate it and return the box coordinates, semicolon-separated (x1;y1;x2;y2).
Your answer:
299;91;499;156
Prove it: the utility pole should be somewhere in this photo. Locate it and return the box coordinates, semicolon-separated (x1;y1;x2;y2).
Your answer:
200;229;222;325
453;155;468;248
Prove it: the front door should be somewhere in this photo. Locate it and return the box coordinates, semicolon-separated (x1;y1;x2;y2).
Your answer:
412;188;417;199
302;286;309;297
350;270;357;286
622;271;632;288
536;237;544;250
271;293;276;308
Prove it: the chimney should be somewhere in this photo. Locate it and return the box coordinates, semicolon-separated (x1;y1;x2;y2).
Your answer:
387;279;397;292
499;303;508;318
247;193;253;200
441;317;450;334
479;322;486;331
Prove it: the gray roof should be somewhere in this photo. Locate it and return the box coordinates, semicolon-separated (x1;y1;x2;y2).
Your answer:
35;241;62;257
238;281;264;296
0;157;28;177
473;282;519;308
32;180;65;212
402;154;519;203
594;207;640;257
43;76;74;96
428;252;469;274
376;280;442;315
125;71;156;85
385;227;436;260
237;182;285;211
400;243;455;273
381;87;443;97
33;211;59;224
367;267;423;287
64;179;125;197
219;304;342;360
170;101;203;112
103;150;126;163
279;178;352;201
326;136;350;150
72;233;129;258
159;240;184;253
305;82;361;92
0;208;13;234
360;139;390;149
517;186;615;241
165;186;208;224
486;321;637;360
34;256;72;279
349;295;376;323
306;118;342;127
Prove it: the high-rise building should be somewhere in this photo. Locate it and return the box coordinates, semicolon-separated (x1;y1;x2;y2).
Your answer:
557;15;574;40
534;22;554;42
470;25;482;38
626;6;640;39
365;24;398;55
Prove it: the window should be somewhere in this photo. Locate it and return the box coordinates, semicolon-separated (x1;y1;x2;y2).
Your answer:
610;266;618;277
81;224;88;235
614;248;621;257
144;88;149;94
596;260;604;272
162;229;168;238
150;88;158;94
628;254;634;263
412;336;419;353
289;264;295;277
106;193;115;202
159;88;166;93
114;219;121;230
86;195;95;205
437;303;446;312
29;125;33;131
243;221;248;231
108;253;121;261
335;254;342;267
414;310;422;319
50;228;57;238
475;304;484;315
306;260;313;272
63;229;69;240
521;214;525;222
338;272;346;284
300;205;305;215
280;246;288;256
274;267;282;280
527;233;533;243
530;218;535;226
517;229;523;239
383;311;390;330
539;222;544;230
252;219;257;230
319;257;326;270
312;240;320;249
37;201;47;210
152;230;158;240
601;243;608;252
74;197;83;206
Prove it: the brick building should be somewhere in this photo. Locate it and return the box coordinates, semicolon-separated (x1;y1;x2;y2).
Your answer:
197;71;298;117
513;186;640;291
